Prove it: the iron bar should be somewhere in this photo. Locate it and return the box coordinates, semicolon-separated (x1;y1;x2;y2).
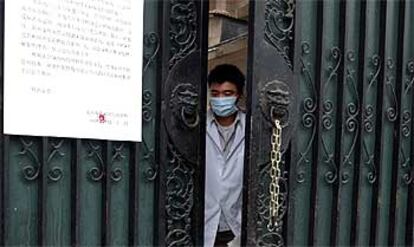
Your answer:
374;1;398;245
129;143;139;246
39;137;47;246
309;0;324;244
155;0;170;244
102;141;112;245
334;0;358;245
195;0;209;245
351;0;367;245
72;139;81;247
390;1;407;245
2;136;9;245
406;2;414;245
313;0;343;245
353;0;382;245
286;0;307;244
242;1;256;245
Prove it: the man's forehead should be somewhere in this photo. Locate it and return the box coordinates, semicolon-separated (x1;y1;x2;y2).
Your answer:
210;81;237;89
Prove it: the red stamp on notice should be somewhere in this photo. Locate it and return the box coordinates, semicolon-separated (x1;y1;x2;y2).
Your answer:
98;113;106;123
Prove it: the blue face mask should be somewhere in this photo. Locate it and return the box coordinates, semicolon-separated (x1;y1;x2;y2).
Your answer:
210;96;238;117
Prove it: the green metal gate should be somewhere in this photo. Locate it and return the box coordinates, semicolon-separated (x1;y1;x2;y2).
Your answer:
1;0;414;246
248;0;414;246
0;0;161;245
0;0;209;246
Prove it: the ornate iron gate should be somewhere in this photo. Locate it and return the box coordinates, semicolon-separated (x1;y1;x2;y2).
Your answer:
244;0;414;246
1;0;414;246
0;0;209;245
0;0;161;245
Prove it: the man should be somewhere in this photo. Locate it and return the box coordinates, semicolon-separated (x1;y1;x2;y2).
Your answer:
205;64;245;247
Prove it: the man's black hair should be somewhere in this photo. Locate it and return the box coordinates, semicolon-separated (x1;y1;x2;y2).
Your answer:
208;64;245;94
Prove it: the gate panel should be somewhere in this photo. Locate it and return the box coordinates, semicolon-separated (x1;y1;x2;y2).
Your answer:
354;0;381;245
403;3;414;245
375;1;400;245
247;0;414;246
78;140;104;246
313;0;342;245
244;0;297;245
286;0;317;245
335;0;361;245
0;0;160;246
43;138;72;245
4;137;41;245
108;142;131;245
137;0;161;245
157;0;208;246
390;1;414;245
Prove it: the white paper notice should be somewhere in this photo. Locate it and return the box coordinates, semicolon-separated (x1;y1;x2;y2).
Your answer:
4;0;143;142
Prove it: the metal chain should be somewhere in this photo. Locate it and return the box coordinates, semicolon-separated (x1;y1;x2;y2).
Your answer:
267;119;282;232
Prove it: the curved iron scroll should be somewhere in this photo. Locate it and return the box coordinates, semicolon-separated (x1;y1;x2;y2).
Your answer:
19;138;41;181
362;54;381;184
341;51;360;184
141;31;160;182
47;139;65;182
169;0;198;69
321;47;342;185
400;59;414;185
19;138;66;183
296;41;317;184
265;0;295;69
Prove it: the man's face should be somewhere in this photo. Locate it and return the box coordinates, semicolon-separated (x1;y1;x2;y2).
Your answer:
209;81;239;98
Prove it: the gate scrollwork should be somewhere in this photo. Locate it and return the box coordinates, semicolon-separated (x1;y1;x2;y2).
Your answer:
19;138;41;181
265;0;295;69
47;139;65;182
296;41;317;184
400;59;414;186
87;141;105;182
169;0;198;69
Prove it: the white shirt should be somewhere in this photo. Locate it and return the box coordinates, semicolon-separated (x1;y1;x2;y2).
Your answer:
204;111;245;247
